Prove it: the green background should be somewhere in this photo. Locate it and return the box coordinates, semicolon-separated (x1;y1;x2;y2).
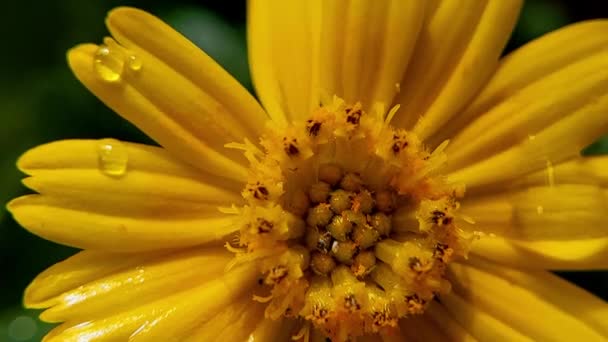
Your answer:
1;1;607;340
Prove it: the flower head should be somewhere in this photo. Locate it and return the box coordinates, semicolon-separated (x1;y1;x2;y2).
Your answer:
7;2;608;341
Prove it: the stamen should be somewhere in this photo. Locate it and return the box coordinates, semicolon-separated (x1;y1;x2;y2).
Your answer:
229;96;468;339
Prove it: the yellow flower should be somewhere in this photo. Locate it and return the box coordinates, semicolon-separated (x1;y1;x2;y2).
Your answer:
7;2;608;341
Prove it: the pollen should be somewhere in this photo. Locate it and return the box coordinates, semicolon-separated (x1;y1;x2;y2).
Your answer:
229;97;472;340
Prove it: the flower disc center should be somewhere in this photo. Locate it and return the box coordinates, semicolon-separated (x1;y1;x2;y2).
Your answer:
228;98;472;340
301;164;395;279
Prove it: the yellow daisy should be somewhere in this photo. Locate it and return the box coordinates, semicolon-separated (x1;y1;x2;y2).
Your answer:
7;1;608;341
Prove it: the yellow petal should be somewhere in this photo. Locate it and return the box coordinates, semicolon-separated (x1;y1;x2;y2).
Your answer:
434;20;608;146
459;184;608;240
446;60;608;190
448;259;608;339
392;0;522;139
38;247;232;322
362;0;426;110
472;235;608;270
8;195;237;251
446;47;608;172
18;139;242;207
425;302;478;342
68;42;248;182
127;266;256;341
511;156;608;189
247;0;426;121
247;0;314;124
42;265;257;342
246;316;296;342
106;7;268;137
184;294;265;342
440;291;532;341
399;313;453;341
25;250;166;308
340;0;426;109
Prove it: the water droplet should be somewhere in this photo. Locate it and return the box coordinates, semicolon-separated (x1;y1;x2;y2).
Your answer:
536;205;544;215
127;54;143;71
545;159;555;187
97;138;128;176
8;316;37;341
93;44;124;82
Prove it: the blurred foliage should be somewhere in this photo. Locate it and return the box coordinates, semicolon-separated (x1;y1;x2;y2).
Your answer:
0;1;606;340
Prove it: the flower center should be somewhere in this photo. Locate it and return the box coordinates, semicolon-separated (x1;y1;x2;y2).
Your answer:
227;98;472;340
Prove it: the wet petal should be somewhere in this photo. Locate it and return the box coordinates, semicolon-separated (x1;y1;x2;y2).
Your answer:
37;247;232;322
471;236;608;270
42;265;257;342
392;0;522;140
68;39;248;181
25;250;166;308
18;139;242;206
107;7;268;136
8;140;242;251
447;259;608;339
459;184;608;240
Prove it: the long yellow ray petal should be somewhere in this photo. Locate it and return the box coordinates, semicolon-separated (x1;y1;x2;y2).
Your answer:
248;0;306;124
392;0;521;135
425;302;478;341
472;236;608;270
399;314;452;341
106;7;268;137
126;265;257;341
68;44;248;182
410;0;522;140
42;265;257;342
447;90;608;190
433;20;608;146
8;195;237;251
184;294;265;342
450;259;608;338
344;0;426;110
440;291;532;341
25;250;167;308
446;49;608;171
511;155;608;189
459;184;608;240
38;247;232;322
247;0;426;121
18;140;242;207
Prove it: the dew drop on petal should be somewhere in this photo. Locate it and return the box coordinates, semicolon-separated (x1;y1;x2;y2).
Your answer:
127;54;143;71
93;44;124;82
97;138;128;176
545;159;555;187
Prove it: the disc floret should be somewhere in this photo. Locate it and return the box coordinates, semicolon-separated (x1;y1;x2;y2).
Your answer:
229;97;472;340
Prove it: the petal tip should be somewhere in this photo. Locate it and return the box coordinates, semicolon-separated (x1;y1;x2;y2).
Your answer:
106;6;155;30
